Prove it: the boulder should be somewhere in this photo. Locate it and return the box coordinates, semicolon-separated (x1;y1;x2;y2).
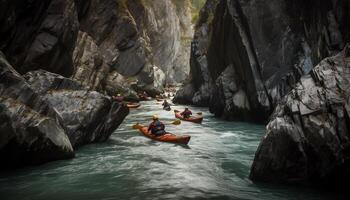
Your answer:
24;70;129;147
0;52;74;168
0;97;74;168
250;46;350;186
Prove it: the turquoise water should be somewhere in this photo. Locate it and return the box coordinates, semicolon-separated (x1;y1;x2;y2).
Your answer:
0;101;346;200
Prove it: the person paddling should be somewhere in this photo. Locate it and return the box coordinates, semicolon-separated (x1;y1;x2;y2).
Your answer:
162;100;171;111
180;108;192;119
113;93;124;102
148;115;166;136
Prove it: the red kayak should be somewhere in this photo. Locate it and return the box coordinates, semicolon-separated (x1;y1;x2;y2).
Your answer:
138;126;190;145
174;110;203;124
139;95;152;101
127;103;141;108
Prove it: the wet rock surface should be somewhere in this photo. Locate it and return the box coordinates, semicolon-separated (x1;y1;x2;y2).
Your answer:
24;70;129;147
250;46;350;186
175;0;350;123
73;0;193;93
0;0;79;76
0;52;74;168
0;52;128;168
0;0;193;98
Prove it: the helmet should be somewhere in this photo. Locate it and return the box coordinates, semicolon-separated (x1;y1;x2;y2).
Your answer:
152;115;159;120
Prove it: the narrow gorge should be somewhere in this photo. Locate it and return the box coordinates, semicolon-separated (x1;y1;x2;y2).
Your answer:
0;0;350;199
0;0;193;167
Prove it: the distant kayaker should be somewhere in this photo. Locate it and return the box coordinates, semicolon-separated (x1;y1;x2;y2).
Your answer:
181;108;192;119
148;115;166;136
113;93;124;102
138;91;150;100
142;91;148;97
162;100;171;110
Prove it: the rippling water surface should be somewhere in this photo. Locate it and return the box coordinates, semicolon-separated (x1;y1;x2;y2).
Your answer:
0;101;346;200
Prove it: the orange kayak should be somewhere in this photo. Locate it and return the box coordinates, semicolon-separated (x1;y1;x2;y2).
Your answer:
138;127;190;145
127;103;141;108
174;111;203;124
139;95;152;101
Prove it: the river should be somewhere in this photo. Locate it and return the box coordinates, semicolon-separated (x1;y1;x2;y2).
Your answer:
0;101;346;200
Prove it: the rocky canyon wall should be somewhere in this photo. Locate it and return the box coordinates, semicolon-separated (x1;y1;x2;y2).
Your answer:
250;46;350;187
175;0;350;123
0;0;193;168
174;0;350;187
73;0;194;96
0;0;193;97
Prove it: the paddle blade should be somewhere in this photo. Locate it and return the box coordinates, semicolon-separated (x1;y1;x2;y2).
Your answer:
132;123;143;129
171;119;181;125
197;112;203;115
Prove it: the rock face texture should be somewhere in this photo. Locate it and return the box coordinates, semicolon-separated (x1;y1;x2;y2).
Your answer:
250;46;350;186
24;70;129;147
0;0;193;97
0;0;79;76
0;52;74;168
174;0;218;106
175;0;350;123
0;0;193;167
0;52;128;168
72;0;193;95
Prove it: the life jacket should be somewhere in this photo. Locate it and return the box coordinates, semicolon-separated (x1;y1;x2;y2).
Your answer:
181;110;192;118
151;121;165;135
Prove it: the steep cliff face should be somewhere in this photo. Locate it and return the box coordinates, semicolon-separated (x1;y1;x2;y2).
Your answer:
175;0;350;123
250;46;350;186
0;0;193;167
0;0;193;97
0;0;79;76
0;52;74;168
0;51;129;168
174;0;219;105
72;0;193;95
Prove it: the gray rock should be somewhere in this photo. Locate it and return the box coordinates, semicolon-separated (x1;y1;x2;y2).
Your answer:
74;0;193;94
0;0;79;76
173;83;196;105
176;0;350;123
0;97;74;168
24;70;129;147
0;52;74;168
250;46;350;186
0;52;129;168
72;31;111;91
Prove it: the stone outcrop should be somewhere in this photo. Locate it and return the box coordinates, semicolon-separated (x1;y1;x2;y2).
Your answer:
174;0;218;106
175;0;350;123
0;0;79;76
250;46;350;186
0;0;195;168
24;70;129;147
0;51;129;168
0;52;74;168
0;0;193;98
72;0;193;96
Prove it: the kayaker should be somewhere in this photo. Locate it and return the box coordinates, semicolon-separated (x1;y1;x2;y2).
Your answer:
138;91;149;100
142;91;148;97
113;93;124;102
162;100;171;111
181;108;192;119
148;115;166;136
